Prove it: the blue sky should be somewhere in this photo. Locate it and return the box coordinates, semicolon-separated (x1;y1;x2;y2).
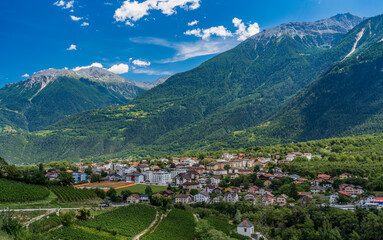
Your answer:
1;0;383;86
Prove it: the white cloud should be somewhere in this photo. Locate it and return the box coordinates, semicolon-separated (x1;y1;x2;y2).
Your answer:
184;17;260;41
66;44;77;51
184;26;233;40
130;37;238;63
232;18;260;41
188;20;199;26
54;0;74;9
70;15;83;21
73;62;103;71
132;59;151;67
108;64;130;74
114;0;201;26
22;73;30;78
81;22;89;26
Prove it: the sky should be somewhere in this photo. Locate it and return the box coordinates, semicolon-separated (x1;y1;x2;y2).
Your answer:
1;0;383;86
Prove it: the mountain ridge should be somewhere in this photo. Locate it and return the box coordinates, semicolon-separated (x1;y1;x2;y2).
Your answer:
0;13;372;163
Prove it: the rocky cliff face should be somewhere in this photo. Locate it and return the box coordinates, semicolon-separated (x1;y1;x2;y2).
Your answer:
250;13;362;48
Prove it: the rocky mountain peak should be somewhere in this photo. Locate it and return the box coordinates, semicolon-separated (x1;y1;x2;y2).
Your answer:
250;13;362;48
19;69;79;88
75;67;129;83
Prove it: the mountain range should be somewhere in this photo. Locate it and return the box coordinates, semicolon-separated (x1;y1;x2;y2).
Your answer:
2;13;383;164
0;67;168;132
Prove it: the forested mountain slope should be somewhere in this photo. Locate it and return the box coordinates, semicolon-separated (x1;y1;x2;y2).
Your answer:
0;14;368;163
221;14;383;150
0;67;147;132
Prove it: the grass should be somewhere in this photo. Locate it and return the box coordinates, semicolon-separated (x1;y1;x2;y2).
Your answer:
116;184;167;195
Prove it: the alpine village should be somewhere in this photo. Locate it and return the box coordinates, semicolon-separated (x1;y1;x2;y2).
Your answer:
1;1;383;240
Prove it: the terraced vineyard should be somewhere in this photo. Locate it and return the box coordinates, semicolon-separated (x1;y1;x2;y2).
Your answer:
29;213;63;233
50;186;98;202
144;209;195;240
50;226;118;240
0;178;50;203
77;204;156;237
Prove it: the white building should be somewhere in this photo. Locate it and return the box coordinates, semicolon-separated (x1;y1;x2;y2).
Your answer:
150;171;172;185
330;192;339;204
237;220;254;238
224;191;238;203
194;191;210;203
125;173;145;183
210;176;222;186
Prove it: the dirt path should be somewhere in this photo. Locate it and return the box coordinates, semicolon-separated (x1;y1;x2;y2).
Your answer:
25;209;55;229
133;210;159;240
147;210;170;235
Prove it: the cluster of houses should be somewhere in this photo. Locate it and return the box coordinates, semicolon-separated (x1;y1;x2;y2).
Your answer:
43;152;383;208
45;170;86;183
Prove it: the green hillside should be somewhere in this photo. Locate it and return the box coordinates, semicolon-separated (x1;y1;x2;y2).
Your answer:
223;15;383;149
0;14;368;163
0;69;146;132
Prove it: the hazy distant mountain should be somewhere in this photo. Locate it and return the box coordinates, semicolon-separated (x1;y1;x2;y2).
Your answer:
0;67;147;132
132;76;171;90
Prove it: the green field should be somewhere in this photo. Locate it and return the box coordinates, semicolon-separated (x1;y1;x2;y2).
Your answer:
77;204;157;237
116;184;167;194
0;178;50;203
144;209;196;240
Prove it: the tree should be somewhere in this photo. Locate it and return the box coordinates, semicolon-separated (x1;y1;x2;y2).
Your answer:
1;211;22;236
61;211;76;226
58;171;75;186
234;210;241;224
101;170;108;177
85;164;93;175
38;163;44;173
121;190;132;200
190;189;199;195
107;188;117;202
337;194;351;204
145;186;153;195
77;208;92;221
290;183;299;200
0;157;8;173
195;219;211;240
224;165;230;172
91;174;101;183
6;165;22;180
207;229;231;240
93;188;106;199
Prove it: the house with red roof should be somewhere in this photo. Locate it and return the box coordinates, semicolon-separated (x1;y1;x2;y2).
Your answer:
366;195;383;205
